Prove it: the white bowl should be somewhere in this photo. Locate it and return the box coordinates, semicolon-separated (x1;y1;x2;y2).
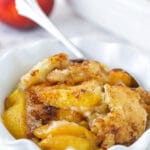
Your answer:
0;37;150;150
68;0;150;52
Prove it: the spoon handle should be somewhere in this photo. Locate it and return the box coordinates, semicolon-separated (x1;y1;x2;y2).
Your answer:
15;0;85;59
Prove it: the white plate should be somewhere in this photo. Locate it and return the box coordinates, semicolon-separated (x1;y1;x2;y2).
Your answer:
0;37;150;150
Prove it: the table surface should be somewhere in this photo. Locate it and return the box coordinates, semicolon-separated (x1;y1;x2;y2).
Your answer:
0;0;125;52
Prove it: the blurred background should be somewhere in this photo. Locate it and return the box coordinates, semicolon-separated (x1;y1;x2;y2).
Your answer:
0;0;149;53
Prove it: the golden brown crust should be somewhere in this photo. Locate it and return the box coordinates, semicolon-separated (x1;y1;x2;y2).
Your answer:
135;87;150;120
47;60;108;85
91;85;147;149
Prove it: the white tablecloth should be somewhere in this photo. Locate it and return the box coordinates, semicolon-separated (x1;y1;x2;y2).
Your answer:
0;0;124;52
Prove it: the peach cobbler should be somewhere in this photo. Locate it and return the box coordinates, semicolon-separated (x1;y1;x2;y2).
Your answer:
2;53;150;150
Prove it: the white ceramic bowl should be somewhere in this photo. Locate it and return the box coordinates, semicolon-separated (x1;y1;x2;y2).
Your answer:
68;0;150;52
0;37;150;150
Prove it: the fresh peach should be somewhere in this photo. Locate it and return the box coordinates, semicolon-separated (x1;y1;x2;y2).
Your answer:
0;0;54;29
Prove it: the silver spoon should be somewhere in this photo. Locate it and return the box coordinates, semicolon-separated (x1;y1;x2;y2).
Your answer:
15;0;85;59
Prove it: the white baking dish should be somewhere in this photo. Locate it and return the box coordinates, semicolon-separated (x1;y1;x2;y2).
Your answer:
0;36;150;149
68;0;150;52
